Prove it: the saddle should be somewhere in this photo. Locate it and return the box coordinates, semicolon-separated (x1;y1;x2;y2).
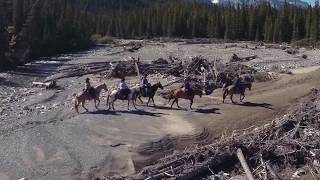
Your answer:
118;89;131;100
140;87;150;97
85;88;96;98
234;84;244;95
181;88;192;96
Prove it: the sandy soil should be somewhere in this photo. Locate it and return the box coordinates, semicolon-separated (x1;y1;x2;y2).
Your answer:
0;41;319;179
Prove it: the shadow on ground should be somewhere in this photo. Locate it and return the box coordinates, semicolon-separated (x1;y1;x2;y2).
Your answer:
237;101;273;110
194;108;221;114
87;109;168;117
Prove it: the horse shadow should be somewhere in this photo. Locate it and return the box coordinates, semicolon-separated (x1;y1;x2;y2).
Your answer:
118;110;168;117
86;110;120;116
237;101;274;110
139;104;186;111
194;108;221;114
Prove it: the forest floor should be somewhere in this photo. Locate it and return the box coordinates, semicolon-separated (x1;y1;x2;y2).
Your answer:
0;40;320;179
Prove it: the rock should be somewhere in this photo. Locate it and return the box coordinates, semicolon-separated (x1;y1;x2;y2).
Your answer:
286;48;299;55
23;106;30;110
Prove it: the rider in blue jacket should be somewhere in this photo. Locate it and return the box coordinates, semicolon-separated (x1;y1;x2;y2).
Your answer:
141;75;150;96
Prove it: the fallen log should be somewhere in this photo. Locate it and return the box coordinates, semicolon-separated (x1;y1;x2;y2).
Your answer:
32;81;56;89
237;149;254;180
230;53;257;62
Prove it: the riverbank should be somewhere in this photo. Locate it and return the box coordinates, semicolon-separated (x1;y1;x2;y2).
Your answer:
0;40;320;179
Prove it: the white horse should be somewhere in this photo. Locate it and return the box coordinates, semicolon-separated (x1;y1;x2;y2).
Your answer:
107;85;140;110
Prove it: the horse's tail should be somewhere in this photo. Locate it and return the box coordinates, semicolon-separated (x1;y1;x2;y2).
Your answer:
223;88;228;101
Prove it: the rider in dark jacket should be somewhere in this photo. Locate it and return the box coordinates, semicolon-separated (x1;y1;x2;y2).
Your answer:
233;75;242;92
141;75;150;96
84;78;95;98
182;77;192;96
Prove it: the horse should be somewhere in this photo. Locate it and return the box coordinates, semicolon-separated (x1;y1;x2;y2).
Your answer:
222;83;252;104
136;82;164;106
216;73;254;91
106;85;139;111
168;88;203;109
74;83;108;113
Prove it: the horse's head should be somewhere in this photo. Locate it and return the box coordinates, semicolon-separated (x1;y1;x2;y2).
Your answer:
157;82;164;89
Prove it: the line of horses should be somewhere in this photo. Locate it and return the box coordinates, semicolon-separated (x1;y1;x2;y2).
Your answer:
74;79;252;113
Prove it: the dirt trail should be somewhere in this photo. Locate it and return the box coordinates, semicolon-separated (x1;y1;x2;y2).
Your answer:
134;68;320;169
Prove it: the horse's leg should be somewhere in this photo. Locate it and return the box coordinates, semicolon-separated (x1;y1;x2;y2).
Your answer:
127;99;130;110
94;99;98;110
82;101;88;112
75;99;79;113
171;99;175;108
190;98;193;110
230;93;235;104
147;97;151;106
176;99;180;108
96;98;100;107
240;94;245;102
112;100;115;110
132;98;137;110
138;96;143;104
223;90;228;103
152;97;155;107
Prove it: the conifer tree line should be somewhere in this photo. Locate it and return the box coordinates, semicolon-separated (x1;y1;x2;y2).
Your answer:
92;0;320;42
1;0;320;69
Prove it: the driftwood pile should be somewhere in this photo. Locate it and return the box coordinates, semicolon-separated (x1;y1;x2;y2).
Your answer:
123;41;143;52
135;88;320;180
47;56;259;89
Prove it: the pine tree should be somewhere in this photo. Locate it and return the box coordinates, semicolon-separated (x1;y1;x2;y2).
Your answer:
12;0;24;33
310;4;319;41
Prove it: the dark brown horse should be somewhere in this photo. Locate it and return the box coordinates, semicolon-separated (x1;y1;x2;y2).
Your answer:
168;88;203;109
223;83;252;104
216;72;254;90
136;82;164;106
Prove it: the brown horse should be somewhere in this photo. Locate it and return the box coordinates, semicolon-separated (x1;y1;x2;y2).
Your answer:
168;89;203;109
74;83;108;113
222;83;252;104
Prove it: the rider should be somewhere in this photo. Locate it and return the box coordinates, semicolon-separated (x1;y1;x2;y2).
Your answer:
182;77;192;96
141;74;150;96
84;78;95;98
119;77;130;99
